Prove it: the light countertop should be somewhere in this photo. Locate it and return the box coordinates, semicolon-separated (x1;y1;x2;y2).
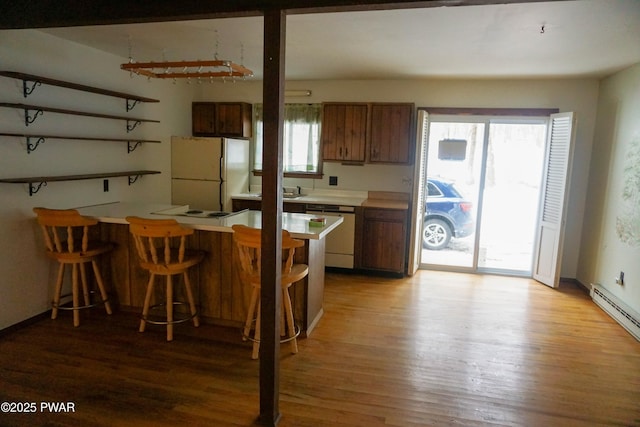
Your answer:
231;191;368;207
75;202;343;240
232;189;409;210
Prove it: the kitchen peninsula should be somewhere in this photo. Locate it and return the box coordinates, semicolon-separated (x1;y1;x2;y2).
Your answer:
76;202;343;336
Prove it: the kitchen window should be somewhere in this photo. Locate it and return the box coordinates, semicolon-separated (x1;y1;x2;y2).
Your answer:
253;103;322;177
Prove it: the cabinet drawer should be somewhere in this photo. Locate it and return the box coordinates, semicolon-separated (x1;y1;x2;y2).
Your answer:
232;199;261;212
364;208;406;221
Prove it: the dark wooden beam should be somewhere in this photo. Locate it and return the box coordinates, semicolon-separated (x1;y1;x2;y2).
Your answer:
0;0;554;29
259;8;286;427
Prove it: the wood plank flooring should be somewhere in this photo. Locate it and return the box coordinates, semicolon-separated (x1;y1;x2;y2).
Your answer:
1;270;640;426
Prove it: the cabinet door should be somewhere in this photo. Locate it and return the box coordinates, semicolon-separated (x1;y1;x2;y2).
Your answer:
321;104;343;161
370;103;414;164
343;104;368;162
215;103;252;138
361;208;407;273
322;103;367;162
192;103;217;136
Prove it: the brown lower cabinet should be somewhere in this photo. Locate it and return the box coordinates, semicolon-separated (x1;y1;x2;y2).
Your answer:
355;207;407;275
98;222;326;336
232;198;306;213
232;198;408;276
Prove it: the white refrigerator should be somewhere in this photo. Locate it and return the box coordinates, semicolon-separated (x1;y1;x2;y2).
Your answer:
171;136;250;212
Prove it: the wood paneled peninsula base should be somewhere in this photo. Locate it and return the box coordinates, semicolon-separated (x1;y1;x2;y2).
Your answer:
76;202;343;337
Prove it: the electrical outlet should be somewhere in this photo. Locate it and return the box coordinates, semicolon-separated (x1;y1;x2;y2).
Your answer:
615;271;624;285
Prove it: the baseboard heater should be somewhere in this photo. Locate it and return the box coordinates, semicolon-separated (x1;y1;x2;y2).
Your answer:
590;284;640;341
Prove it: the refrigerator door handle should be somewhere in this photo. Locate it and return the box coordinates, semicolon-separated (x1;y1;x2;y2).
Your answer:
219;181;224;211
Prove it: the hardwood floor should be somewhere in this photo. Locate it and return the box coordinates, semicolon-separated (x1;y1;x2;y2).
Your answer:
1;270;639;426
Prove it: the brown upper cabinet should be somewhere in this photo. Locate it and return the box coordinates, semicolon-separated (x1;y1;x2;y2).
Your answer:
369;103;415;164
192;102;252;138
321;102;415;165
321;103;368;163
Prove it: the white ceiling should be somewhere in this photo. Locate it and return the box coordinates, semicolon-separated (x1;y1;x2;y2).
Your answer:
40;0;640;81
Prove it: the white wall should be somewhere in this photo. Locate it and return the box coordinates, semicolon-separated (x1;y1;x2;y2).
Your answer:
0;30;192;329
197;77;600;279
578;63;640;314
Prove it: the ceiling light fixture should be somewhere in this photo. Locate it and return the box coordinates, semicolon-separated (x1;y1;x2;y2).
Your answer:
285;89;312;97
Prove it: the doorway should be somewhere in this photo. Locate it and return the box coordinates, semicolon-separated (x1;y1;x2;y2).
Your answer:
419;115;547;275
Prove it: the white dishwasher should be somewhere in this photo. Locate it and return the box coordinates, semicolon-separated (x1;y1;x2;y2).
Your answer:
306;204;356;269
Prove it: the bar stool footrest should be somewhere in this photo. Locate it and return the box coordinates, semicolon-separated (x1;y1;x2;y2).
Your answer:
242;320;300;344
142;302;198;325
54;291;110;311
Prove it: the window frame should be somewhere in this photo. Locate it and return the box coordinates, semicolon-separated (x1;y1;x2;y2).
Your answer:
252;103;324;179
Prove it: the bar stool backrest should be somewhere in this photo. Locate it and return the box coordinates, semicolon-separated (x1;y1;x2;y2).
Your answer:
231;224;304;285
126;216;194;268
33;207;98;255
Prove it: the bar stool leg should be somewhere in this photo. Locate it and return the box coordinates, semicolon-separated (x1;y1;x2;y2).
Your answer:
52;263;65;320
166;275;174;342
243;286;259;341
183;272;199;327
79;263;91;307
140;274;155;333
282;287;298;354
92;260;112;315
71;264;80;327
280;294;285;338
252;301;261;360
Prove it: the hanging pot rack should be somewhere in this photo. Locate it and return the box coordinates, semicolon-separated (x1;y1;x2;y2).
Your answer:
121;60;253;80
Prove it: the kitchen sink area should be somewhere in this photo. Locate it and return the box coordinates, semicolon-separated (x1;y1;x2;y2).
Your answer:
231;189;411;275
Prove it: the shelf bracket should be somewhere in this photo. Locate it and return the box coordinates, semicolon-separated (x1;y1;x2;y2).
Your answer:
126;98;140;112
127;140;142;153
128;174;142;185
24;108;43;126
23;79;42;97
126;120;141;133
26;136;46;154
29;181;47;196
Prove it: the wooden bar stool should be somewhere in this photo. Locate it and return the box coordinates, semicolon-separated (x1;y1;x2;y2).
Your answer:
232;224;308;359
33;207;113;327
126;216;203;341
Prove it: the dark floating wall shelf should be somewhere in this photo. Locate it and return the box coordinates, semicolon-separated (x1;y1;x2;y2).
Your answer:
0;71;159;111
0;170;161;196
0;103;160;132
0;132;161;153
0;71;162;196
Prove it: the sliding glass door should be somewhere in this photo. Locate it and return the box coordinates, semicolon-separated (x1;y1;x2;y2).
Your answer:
477;121;547;273
421;120;484;268
420;115;547;275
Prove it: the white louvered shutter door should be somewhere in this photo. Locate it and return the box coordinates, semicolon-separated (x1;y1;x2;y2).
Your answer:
533;112;576;287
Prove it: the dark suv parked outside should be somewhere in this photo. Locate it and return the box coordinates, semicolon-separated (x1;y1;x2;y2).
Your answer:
423;178;475;250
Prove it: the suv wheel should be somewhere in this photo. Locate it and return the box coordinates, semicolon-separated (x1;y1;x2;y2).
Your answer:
423;218;452;250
